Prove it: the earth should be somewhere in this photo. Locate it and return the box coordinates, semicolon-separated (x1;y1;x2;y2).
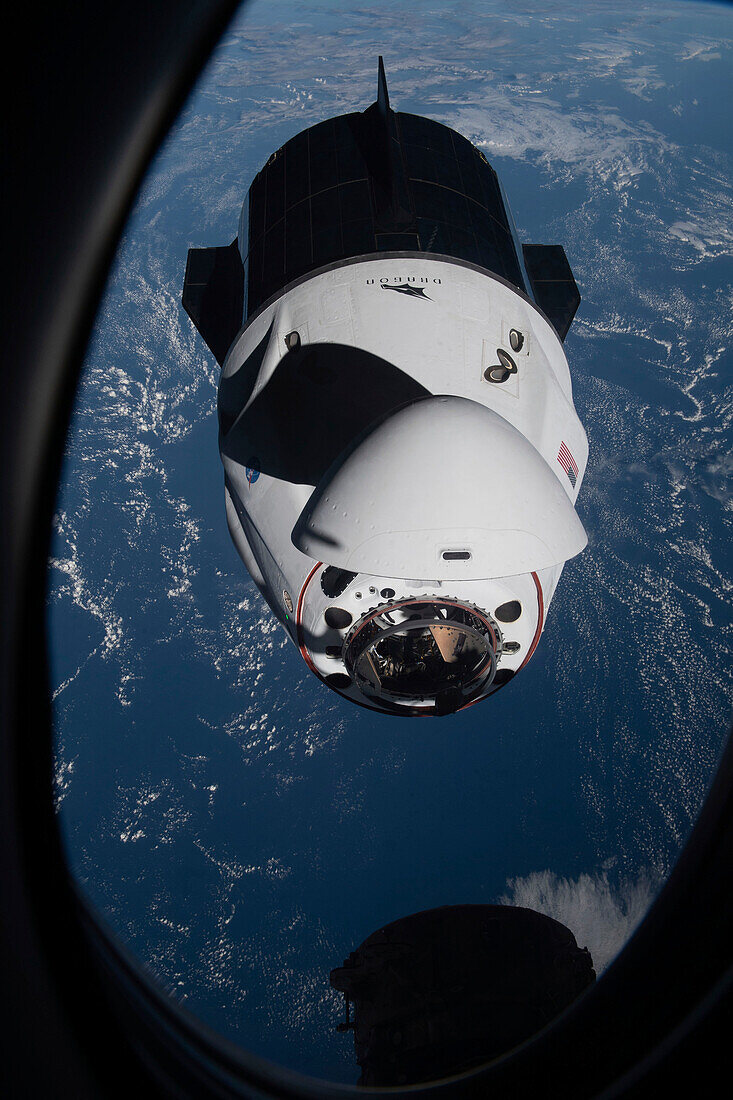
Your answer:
48;0;732;1083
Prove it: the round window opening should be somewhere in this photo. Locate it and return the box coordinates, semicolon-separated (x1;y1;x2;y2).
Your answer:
495;600;522;623
42;0;733;1088
325;672;352;689
325;606;353;630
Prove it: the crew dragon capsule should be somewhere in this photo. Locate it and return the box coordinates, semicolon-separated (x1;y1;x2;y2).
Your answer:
182;60;588;716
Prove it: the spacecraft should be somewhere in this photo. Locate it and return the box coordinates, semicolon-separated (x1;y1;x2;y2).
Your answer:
182;59;588;716
330;904;595;1086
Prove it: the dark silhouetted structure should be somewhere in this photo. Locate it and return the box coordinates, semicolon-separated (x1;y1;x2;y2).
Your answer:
330;904;595;1086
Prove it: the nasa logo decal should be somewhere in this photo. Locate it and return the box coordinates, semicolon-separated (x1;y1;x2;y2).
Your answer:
245;456;261;487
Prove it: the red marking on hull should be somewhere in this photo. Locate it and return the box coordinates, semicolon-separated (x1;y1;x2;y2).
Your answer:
518;571;544;671
296;561;323;676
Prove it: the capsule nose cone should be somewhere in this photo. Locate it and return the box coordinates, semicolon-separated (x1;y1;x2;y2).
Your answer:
294;396;587;579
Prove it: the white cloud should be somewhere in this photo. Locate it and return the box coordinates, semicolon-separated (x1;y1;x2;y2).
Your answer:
500;868;661;973
445;98;673;191
679;41;723;63
668;217;733;260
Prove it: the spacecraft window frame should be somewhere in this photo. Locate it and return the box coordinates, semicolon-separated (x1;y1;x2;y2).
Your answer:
7;4;732;1097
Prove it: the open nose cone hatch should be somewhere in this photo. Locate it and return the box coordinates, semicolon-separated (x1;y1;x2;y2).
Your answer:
343;600;498;713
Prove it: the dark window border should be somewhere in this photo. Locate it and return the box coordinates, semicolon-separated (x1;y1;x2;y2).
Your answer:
3;3;731;1099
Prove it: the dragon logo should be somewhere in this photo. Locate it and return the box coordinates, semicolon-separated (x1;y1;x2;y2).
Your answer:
380;283;432;300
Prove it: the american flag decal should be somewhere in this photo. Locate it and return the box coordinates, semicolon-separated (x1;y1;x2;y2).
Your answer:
558;441;578;488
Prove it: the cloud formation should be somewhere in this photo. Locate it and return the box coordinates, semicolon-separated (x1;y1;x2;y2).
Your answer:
500;868;661;973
